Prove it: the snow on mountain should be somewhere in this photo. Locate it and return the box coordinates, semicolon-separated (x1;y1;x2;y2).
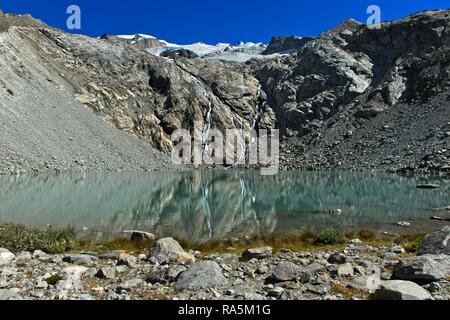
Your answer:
113;34;271;61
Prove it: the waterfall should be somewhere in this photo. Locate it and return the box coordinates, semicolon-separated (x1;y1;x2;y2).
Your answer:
201;181;213;239
172;61;213;156
251;85;267;131
191;77;213;155
238;176;260;234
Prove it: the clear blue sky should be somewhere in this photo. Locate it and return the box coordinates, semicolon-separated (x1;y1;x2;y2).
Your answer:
1;0;449;44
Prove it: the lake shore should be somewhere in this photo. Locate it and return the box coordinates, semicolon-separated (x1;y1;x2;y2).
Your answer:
1;224;449;300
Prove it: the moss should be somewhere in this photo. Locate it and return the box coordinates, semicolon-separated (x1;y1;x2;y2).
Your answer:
0;224;76;254
45;275;63;286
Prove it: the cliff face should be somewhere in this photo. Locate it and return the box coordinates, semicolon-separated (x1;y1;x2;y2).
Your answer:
0;10;449;174
254;10;450;173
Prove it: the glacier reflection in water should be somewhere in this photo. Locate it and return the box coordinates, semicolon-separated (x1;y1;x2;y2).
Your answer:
0;170;448;243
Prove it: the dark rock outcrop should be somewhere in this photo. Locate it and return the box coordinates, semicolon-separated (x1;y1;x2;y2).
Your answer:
262;36;314;55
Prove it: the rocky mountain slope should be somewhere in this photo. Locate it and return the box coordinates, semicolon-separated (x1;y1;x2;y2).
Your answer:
253;10;450;173
0;10;448;175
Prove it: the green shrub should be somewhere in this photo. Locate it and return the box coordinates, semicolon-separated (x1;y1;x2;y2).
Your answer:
45;275;63;286
316;228;346;245
0;224;76;254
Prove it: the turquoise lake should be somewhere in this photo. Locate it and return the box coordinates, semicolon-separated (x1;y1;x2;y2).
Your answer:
0;170;448;243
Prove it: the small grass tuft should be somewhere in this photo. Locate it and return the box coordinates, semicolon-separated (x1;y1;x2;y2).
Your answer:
0;224;76;254
316;228;346;245
358;229;376;241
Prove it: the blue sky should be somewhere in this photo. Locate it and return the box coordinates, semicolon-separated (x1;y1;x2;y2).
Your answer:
0;0;449;44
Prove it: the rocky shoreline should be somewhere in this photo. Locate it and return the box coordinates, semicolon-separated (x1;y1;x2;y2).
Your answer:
1;227;449;301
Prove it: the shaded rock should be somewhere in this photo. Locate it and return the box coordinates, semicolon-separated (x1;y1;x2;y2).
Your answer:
268;286;285;298
241;247;273;260
416;184;440;189
271;261;305;282
393;254;450;283
0;248;15;266
117;253;137;268
161;49;199;59
175;261;228;290
63;254;98;266
263;36;313;55
373;280;432;300
123;230;156;242
328;253;347;264
117;279;143;291
418;226;450;255
147;265;187;284
96;267;116;280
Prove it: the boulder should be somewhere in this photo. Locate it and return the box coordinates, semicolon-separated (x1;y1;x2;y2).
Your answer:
271;261;305;282
393;254;450;283
328;253;347;264
337;262;354;277
418;226;450;255
123;230;156;242
175;261;228;290
56;266;88;290
0;248;15;266
351;274;381;292
96;267;116;280
62;254;98;266
0;288;20;300
117;253;137;268
241;247;273;260
149;237;195;265
147;265;187;284
373;280;432;300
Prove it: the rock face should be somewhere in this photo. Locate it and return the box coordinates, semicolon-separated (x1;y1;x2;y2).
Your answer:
374;280;432;300
419;226;450;255
262;36;314;55
253;10;450;174
393;255;450;283
0;10;449;174
175;261;228;289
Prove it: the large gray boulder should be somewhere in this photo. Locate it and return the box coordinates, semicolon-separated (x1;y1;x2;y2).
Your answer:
393;254;450;283
241;247;273;260
0;288;20;300
418;226;450;255
175;261;228;289
62;254;98;266
0;248;15;266
374;280;432;300
149;237;195;265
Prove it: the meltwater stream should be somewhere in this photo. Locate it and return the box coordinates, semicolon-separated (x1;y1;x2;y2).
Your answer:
0;170;448;244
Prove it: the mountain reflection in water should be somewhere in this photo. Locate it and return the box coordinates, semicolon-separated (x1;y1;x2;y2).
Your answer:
0;170;448;243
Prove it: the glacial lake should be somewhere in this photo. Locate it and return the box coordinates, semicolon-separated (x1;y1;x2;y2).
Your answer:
0;170;448;243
